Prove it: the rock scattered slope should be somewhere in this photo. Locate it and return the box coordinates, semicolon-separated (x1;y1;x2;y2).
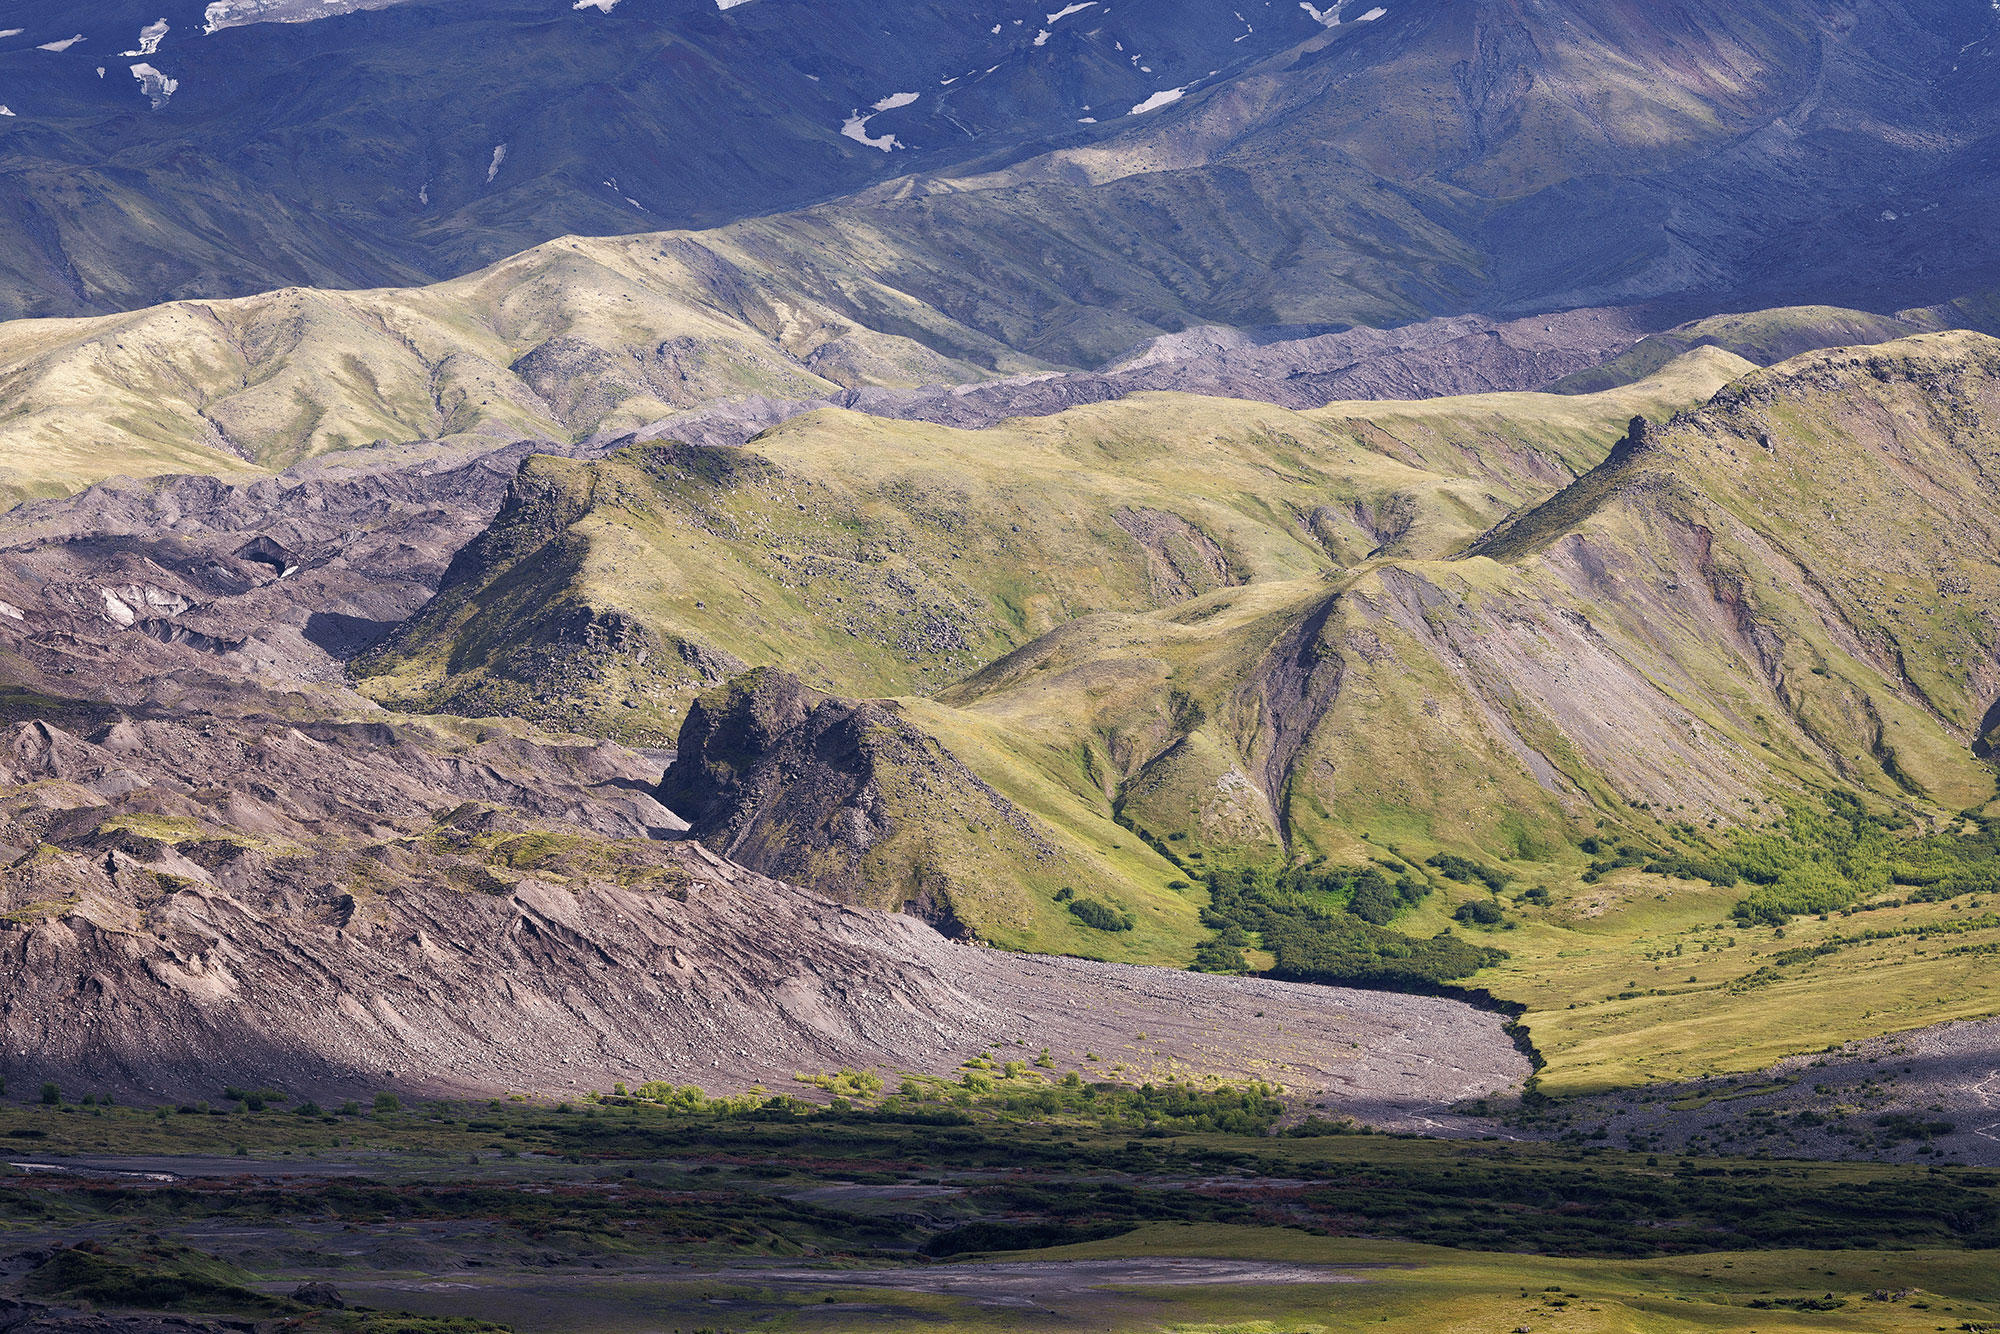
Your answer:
0;421;1526;1114
0;438;582;704
0;704;1524;1111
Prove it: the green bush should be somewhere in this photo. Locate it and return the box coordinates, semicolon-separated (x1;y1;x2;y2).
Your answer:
1454;900;1505;926
1427;853;1510;892
1191;938;1249;973
1067;896;1134;931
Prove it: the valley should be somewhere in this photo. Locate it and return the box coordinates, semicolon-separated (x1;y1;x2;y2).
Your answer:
2;0;2000;1329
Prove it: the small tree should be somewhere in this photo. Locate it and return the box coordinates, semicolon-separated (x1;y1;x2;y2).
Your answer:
373;1091;401;1114
39;1082;59;1105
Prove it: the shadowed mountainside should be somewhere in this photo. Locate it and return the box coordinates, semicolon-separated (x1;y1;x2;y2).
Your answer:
0;0;1327;320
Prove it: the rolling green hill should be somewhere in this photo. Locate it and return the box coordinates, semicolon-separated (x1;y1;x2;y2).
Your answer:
346;333;2000;1092
1;0;1998;509
349;350;1742;944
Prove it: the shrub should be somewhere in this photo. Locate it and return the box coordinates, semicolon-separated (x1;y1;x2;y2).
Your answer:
373;1092;401;1114
1427;853;1510;892
1191;938;1249;973
1454;900;1505;927
1067;896;1135;931
39;1082;59;1105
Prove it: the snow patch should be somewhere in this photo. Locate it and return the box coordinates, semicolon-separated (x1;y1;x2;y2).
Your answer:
1300;2;1383;23
716;0;757;9
1045;1;1095;20
1033;28;1049;45
129;62;178;108
486;143;508;182
0;601;24;621
573;0;620;10
840;91;919;152
123;18;169;57
0;107;13;117
1129;86;1184;114
0;30;21;39
39;34;85;52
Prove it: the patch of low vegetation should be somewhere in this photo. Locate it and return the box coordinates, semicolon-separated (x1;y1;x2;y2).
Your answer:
6;1092;1999;1265
25;1239;294;1316
1628;793;2000;926
1192;863;1504;986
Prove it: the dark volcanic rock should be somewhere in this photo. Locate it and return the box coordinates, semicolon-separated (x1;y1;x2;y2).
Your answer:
0;1296;238;1333
661;668;1051;926
628;306;1669;448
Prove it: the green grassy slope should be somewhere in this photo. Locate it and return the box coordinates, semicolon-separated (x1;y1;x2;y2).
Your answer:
351;353;1738;953
358;357;1737;741
0;236;1045;502
1547;298;2000;394
359;333;2000;1093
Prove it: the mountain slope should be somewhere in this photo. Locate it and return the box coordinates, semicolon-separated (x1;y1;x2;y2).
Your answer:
355;359;1739;737
358;334;2000;894
0;0;1327;321
0;0;1994;386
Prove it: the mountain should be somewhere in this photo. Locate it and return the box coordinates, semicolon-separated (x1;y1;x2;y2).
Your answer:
343;350;1741;939
341;332;2000;936
0;426;1534;1102
1;0;1997;508
0;0;1329;321
0;0;1995;350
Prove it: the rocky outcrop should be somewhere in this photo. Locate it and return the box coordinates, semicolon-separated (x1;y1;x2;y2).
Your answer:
661;669;1055;930
0;438;576;708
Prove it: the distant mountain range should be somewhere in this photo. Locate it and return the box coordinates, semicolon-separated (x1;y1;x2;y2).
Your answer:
0;0;1330;319
0;0;1991;390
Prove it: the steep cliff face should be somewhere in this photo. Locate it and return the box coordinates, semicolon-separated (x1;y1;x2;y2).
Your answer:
660;669;1059;935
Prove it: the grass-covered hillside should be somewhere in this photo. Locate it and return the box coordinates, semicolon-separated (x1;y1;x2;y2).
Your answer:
350;332;2000;1088
1;0;1996;504
347;354;1736;957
